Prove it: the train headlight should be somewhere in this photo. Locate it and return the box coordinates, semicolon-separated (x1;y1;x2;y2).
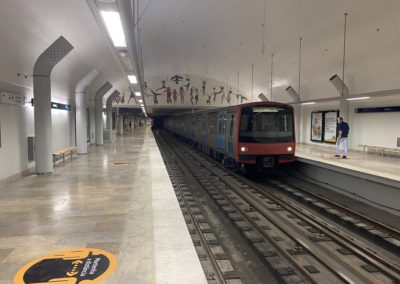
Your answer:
286;146;293;152
240;146;248;152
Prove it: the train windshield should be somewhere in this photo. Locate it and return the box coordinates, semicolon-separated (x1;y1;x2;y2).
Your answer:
239;106;294;143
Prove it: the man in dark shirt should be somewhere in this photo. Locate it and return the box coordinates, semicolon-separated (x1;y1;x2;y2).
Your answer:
335;117;350;158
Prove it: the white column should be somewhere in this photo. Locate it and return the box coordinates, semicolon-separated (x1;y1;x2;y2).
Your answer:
95;82;113;145
106;90;120;129
75;69;99;154
33;36;73;174
119;115;124;135
34;77;53;174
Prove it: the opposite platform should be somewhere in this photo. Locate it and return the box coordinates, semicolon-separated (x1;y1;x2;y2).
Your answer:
0;127;207;284
295;143;400;215
296;143;400;184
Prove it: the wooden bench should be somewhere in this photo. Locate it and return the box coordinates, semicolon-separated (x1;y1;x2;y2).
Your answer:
53;146;76;166
358;144;400;159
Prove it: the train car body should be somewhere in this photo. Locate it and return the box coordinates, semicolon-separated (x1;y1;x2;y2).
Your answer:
164;101;295;171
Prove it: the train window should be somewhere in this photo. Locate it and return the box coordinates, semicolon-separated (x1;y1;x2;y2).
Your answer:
239;106;294;143
209;113;217;133
229;115;235;138
219;113;227;135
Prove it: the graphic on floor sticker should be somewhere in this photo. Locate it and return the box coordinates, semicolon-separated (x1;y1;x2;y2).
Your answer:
14;248;116;284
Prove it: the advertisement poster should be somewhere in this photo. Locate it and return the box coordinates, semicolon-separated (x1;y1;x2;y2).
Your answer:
323;111;338;143
311;112;323;141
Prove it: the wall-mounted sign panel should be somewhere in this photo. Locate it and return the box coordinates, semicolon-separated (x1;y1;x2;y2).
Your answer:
355;106;400;113
51;102;72;111
0;92;25;105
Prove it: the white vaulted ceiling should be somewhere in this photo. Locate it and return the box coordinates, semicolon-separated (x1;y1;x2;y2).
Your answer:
1;0;400;110
139;0;400;103
0;0;127;104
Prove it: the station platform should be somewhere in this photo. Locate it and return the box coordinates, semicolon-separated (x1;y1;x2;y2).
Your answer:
295;143;400;216
295;143;400;183
0;127;207;283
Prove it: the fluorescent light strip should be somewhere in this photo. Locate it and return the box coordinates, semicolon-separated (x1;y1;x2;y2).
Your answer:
301;102;316;105
128;75;137;84
100;11;127;47
346;96;370;101
135;91;141;96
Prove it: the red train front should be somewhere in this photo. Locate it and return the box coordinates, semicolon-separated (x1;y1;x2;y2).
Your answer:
233;102;295;172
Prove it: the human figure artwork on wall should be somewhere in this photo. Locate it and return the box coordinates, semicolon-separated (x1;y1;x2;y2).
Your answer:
212;87;218;103
172;88;177;103
149;89;163;104
171;75;184;84
142;74;247;107
201;80;207;96
206;94;211;104
189;87;195;105
156;79;167;91
194;88;199;104
127;91;137;104
219;86;225;103
240;95;248;104
179;86;185;104
164;86;172;104
185;76;191;92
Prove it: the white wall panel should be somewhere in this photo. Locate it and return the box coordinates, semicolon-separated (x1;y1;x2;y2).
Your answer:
0;104;34;179
299;97;400;152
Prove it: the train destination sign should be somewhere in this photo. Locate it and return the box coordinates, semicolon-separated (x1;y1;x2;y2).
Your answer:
14;248;116;284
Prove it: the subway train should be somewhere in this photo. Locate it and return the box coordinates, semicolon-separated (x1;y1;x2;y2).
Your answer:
163;101;295;172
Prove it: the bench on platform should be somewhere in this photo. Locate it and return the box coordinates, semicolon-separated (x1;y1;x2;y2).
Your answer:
53;146;76;166
358;144;400;159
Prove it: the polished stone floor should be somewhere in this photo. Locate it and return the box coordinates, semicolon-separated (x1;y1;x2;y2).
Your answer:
0;127;206;283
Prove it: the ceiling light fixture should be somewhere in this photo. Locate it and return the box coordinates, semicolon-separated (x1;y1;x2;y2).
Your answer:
100;11;127;47
119;50;128;57
301;102;316;105
127;75;137;84
135;91;141;96
346;96;370;101
138;99;143;103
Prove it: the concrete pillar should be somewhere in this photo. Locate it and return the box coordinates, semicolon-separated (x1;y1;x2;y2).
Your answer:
95;82;113;145
106;90;120;129
75;69;99;154
119;115;124;135
33;36;73;174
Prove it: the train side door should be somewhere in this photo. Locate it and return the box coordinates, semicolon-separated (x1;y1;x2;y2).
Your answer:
227;113;235;155
218;111;227;151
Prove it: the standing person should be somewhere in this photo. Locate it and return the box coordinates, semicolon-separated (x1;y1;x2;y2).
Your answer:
335;117;350;158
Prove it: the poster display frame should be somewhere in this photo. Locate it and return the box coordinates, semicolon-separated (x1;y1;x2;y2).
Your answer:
310;110;339;144
310;112;323;142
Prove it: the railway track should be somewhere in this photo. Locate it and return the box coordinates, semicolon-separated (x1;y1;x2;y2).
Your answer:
156;132;243;284
159;130;400;284
264;176;400;253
